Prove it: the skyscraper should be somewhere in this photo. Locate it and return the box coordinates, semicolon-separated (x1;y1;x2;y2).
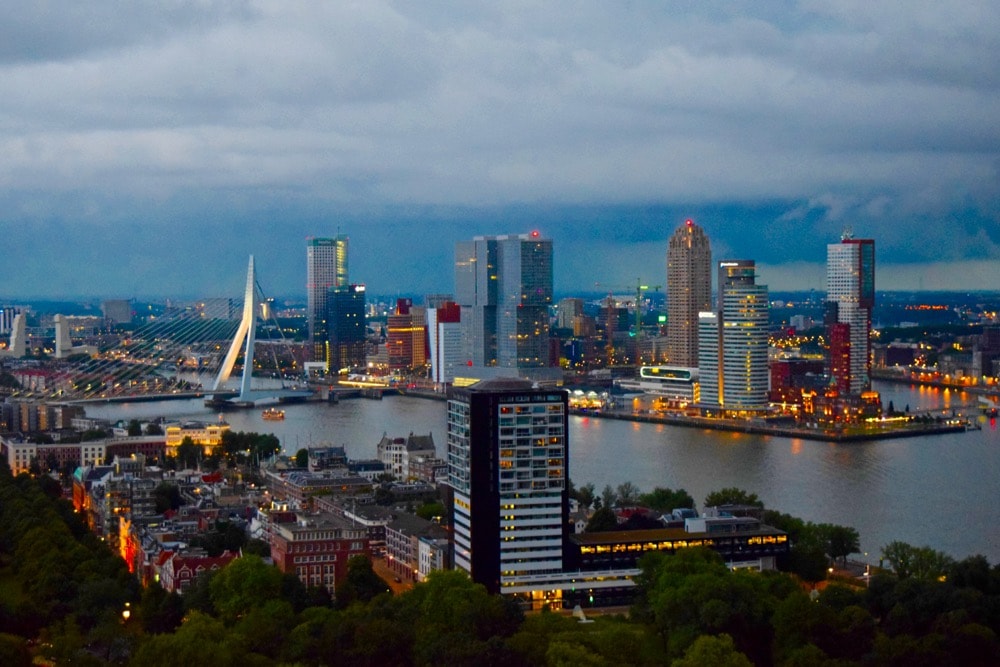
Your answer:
455;233;553;372
448;378;569;596
327;284;366;374
826;234;875;395
698;260;770;413
666;220;712;368
307;236;349;366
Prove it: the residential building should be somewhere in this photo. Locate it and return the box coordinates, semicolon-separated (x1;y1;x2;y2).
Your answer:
826;234;875;394
158;551;238;594
307;235;349;366
666;220;712;368
448;378;569;599
385;512;450;582
269;511;369;594
376;432;436;479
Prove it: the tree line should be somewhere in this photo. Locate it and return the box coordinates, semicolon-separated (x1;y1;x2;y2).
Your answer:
1;465;998;665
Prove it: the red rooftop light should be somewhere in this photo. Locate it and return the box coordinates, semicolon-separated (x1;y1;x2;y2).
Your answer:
685;219;693;227
531;230;540;238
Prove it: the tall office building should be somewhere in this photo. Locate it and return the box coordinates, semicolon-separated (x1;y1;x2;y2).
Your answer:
327;284;366;374
826;234;875;395
448;378;569;596
455;233;553;371
666;220;712;368
307;236;349;366
698;260;770;413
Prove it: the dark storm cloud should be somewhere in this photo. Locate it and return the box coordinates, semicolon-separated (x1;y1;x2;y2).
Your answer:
0;1;998;297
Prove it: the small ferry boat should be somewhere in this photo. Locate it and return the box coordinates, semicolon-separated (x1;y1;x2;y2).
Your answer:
262;407;285;421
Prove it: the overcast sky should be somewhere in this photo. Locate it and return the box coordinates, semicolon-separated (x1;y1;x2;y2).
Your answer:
2;1;999;300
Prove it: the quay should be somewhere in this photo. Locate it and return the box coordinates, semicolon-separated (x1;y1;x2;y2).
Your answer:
569;408;968;442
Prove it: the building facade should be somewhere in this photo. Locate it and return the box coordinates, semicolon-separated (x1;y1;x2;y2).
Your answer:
455;233;553;371
428;301;462;386
386;298;427;372
269;511;369;595
448;378;569;597
698;260;770;413
327;283;367;374
666;220;712;368
307;235;349;366
826;235;875;395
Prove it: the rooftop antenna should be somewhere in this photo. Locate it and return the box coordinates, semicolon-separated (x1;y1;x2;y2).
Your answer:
841;226;854;241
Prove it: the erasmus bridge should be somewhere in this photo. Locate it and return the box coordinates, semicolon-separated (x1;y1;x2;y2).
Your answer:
4;257;313;407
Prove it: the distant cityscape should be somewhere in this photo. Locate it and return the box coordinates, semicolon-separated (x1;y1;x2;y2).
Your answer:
1;221;998;665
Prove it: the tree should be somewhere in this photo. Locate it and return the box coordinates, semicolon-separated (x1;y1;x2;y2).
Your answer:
145;422;164;436
882;541;954;581
175;437;199;469
209;555;285;623
575;482;596;509
672;633;753;667
704;487;764;509
415;501;446;522
601;484;617;509
616;481;641;507
127;420;142;436
295;448;309;468
638;487;695;513
153;482;182;514
585;506;619;532
336;555;390;608
821;524;860;566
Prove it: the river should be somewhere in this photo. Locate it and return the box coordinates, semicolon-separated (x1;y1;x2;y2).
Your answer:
93;381;1000;564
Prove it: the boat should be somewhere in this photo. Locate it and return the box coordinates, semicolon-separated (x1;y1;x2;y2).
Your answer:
262;407;285;421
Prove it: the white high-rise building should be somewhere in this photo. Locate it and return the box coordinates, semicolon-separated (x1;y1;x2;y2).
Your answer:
307;236;349;366
698;260;770;413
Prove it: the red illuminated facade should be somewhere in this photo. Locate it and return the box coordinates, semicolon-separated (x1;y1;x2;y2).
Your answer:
828;322;852;395
387;298;427;371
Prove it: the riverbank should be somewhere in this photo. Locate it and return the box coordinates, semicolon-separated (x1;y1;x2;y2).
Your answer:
395;384;966;442
569;408;968;442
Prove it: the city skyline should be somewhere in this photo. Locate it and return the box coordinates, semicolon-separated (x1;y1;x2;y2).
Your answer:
2;3;998;299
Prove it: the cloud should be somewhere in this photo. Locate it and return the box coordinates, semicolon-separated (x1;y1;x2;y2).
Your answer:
0;1;997;297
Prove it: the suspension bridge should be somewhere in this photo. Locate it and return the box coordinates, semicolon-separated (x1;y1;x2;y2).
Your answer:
2;256;313;407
